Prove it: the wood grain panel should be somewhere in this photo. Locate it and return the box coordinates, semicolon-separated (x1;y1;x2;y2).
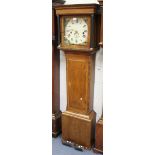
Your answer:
62;110;96;149
67;57;88;113
65;53;95;114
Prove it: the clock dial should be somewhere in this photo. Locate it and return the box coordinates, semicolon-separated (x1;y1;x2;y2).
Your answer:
64;17;88;45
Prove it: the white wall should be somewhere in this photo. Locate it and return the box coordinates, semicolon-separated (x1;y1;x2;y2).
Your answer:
93;48;103;120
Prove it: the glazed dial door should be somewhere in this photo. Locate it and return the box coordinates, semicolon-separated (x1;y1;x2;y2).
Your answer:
64;17;88;45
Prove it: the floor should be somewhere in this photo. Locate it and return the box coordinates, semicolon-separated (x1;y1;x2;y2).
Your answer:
52;135;100;155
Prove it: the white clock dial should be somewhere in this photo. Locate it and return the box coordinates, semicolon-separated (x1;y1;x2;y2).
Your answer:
64;17;88;45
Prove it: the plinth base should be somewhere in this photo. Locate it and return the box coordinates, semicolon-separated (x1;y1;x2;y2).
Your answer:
62;110;96;149
52;111;61;137
93;117;103;154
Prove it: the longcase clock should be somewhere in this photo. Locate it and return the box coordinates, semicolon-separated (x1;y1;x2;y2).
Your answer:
55;4;99;149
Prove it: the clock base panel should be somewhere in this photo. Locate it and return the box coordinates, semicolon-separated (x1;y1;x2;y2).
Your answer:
61;110;96;149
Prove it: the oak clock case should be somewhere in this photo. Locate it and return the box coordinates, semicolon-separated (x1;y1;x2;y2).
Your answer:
55;4;99;149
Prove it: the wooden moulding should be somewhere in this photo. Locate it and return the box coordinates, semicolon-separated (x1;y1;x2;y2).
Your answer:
55;4;98;15
93;117;103;154
96;0;103;47
57;45;99;54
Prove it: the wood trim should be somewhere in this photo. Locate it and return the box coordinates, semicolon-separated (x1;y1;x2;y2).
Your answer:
90;14;94;48
56;8;96;15
57;45;99;53
55;4;98;15
96;1;103;47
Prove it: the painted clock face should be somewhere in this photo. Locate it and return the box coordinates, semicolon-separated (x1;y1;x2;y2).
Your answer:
64;17;88;45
